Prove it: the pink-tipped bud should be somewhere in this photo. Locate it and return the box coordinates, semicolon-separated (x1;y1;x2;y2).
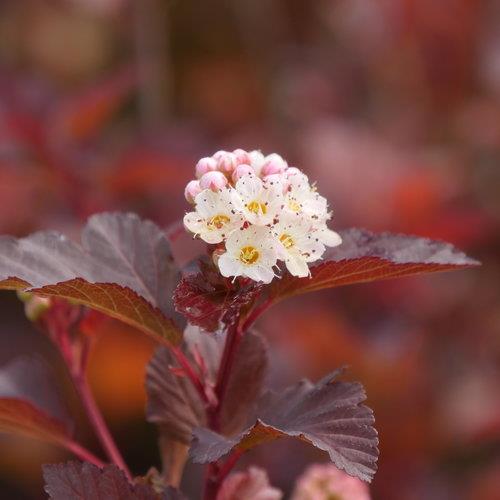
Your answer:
195;157;217;178
200;171;228;191
233;148;251;165
261;154;288;176
184;180;202;203
215;151;238;174
232;164;255;183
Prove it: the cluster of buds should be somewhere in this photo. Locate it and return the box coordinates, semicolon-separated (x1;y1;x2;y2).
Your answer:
184;149;341;284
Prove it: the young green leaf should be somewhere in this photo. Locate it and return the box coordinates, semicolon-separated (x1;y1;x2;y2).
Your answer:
0;356;72;445
43;461;185;499
271;228;480;302
0;212;182;345
191;370;378;483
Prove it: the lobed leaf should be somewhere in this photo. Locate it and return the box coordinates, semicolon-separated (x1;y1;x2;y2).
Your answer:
191;370;379;483
0;357;72;445
43;461;185;500
271;228;480;302
0;212;182;345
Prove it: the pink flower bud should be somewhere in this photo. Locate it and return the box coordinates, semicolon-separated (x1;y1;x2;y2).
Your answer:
215;151;238;174
261;154;288;176
184;180;202;203
233;148;251;165
195;157;217;178
232;164;255;183
200;171;228;191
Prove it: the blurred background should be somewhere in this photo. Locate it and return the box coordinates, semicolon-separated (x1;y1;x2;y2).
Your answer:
0;0;499;498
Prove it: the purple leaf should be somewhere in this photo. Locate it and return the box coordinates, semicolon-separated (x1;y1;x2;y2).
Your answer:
145;347;205;444
174;262;263;333
270;228;480;301
191;370;378;483
0;356;72;445
43;461;180;500
0;212;182;345
219;330;268;436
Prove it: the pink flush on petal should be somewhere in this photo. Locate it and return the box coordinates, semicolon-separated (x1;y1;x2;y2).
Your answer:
184;180;202;203
200;171;229;191
195;157;218;178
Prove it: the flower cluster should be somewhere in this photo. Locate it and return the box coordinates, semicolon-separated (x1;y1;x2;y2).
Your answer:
184;149;341;284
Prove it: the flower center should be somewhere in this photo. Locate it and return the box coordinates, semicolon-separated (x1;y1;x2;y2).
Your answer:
246;200;267;215
239;246;260;265
280;234;294;249
207;214;230;230
288;198;301;212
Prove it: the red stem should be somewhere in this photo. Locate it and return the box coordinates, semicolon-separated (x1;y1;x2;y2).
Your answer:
71;371;132;480
63;439;107;468
172;346;211;406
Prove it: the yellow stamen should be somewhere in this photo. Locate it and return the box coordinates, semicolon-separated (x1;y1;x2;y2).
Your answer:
247;200;267;215
280;234;294;249
288;199;301;212
207;214;230;230
239;246;260;265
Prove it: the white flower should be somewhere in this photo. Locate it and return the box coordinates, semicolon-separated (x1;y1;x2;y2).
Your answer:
285;173;329;220
235;174;283;226
218;225;279;284
184;188;244;244
273;213;326;277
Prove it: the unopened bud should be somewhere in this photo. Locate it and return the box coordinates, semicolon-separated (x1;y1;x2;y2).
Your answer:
195;157;217;178
200;171;228;191
261;154;288;176
248;150;266;175
232;164;255;183
233;148;251;165
215;152;238;174
184;180;202;204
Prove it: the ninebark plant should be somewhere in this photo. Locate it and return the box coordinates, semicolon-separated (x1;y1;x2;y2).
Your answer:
0;150;479;499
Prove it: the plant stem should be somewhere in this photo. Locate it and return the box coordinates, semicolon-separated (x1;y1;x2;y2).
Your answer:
172;346;211;406
203;300;273;499
63;439;106;468
72;371;132;480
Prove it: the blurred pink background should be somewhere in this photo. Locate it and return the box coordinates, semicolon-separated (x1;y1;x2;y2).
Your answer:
0;1;499;499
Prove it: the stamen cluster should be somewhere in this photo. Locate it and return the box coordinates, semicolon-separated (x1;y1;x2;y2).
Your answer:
183;149;342;284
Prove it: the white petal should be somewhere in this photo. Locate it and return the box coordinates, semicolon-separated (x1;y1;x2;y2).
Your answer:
320;228;342;247
218;254;242;278
236;174;263;200
285;252;310;277
194;189;219;217
183;212;204;235
245;264;275;284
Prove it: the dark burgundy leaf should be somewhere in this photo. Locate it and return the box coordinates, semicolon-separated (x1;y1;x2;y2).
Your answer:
0;356;72;444
145;347;205;444
191;370;378;482
0;212;182;345
219;330;269;436
271;228;480;302
43;462;162;500
146;346;207;486
174;263;263;333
